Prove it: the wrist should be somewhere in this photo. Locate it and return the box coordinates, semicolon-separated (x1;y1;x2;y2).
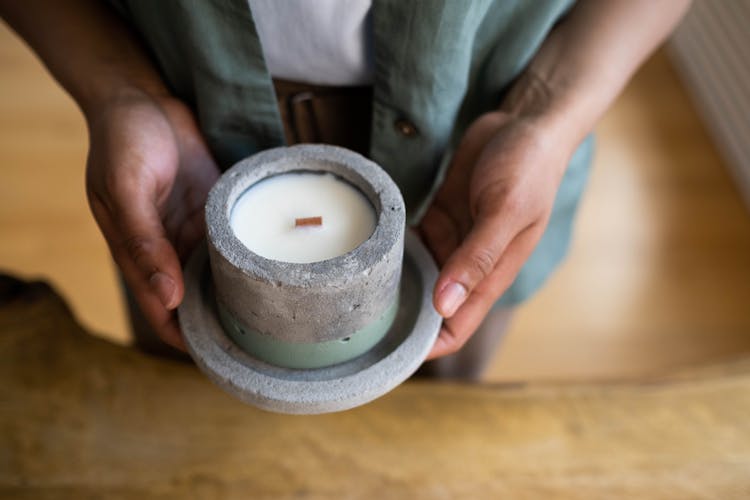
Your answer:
496;72;584;185
499;67;588;152
78;73;171;123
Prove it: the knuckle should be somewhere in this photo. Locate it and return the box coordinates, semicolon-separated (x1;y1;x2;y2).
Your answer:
471;111;504;133
467;247;496;280
441;325;466;355
121;235;154;270
498;189;525;218
473;183;517;219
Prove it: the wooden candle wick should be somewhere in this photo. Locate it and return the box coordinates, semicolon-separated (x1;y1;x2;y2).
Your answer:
295;216;323;227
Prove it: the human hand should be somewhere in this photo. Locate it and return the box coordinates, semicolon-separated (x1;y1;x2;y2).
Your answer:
85;89;220;350
419;111;576;359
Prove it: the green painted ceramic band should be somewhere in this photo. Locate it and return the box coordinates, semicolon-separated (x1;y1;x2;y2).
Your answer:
217;295;399;369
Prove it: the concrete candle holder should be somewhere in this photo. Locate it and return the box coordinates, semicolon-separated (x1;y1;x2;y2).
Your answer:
206;145;403;369
179;145;442;414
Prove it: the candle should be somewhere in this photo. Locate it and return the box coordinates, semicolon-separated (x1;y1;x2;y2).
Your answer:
205;145;405;369
230;172;376;263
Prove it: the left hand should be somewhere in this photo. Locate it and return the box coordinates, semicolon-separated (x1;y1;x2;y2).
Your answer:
419;110;575;359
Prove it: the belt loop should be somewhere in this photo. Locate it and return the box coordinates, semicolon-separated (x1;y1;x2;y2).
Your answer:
286;91;321;144
273;78;373;155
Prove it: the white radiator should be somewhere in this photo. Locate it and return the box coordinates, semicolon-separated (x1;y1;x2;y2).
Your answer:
669;0;750;209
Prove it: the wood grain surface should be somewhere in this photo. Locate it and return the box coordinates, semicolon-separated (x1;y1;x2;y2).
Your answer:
1;275;748;500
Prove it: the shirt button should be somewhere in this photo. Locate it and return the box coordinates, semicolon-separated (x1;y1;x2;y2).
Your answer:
394;119;418;137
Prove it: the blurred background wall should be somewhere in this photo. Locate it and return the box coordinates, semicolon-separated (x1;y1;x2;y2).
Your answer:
670;0;750;209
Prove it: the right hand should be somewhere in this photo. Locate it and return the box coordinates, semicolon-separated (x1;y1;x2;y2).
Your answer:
85;89;220;350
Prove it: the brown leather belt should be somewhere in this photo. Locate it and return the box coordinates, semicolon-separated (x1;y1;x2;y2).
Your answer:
273;78;373;156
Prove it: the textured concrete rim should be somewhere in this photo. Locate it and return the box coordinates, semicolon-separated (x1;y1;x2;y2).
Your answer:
179;232;442;414
205;144;405;287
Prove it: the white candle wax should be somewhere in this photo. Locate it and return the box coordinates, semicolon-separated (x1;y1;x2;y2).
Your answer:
230;172;376;263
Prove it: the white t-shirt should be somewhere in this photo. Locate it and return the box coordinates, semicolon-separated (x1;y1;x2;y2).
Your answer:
248;0;374;86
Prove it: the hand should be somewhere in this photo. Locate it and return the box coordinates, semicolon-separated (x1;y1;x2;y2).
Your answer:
419;111;575;359
85;89;220;350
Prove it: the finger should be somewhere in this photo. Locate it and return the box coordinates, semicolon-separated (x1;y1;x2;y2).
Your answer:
418;203;462;267
425;291;494;360
111;192;184;310
153;313;186;351
433;208;520;318
426;224;542;359
163;172;215;262
169;198;206;263
89;190;187;350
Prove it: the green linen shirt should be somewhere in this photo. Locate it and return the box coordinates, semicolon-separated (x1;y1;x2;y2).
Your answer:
107;0;594;306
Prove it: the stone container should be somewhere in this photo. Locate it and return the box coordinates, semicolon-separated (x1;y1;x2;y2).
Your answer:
205;145;405;369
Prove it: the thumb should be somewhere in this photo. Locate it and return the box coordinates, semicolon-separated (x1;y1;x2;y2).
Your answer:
432;209;516;318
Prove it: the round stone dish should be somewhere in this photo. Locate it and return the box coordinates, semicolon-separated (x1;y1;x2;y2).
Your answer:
179;231;442;414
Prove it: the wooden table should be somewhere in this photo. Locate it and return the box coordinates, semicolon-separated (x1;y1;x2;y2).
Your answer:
1;274;748;499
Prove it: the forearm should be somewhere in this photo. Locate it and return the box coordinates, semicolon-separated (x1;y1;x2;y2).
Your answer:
503;0;690;147
0;0;169;119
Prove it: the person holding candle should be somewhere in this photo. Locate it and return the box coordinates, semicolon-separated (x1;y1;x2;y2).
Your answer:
1;0;690;378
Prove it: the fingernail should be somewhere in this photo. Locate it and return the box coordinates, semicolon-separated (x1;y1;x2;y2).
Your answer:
437;281;467;318
149;272;177;309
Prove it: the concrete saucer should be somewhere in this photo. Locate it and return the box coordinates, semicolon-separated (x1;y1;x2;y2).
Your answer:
179;231;442;414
